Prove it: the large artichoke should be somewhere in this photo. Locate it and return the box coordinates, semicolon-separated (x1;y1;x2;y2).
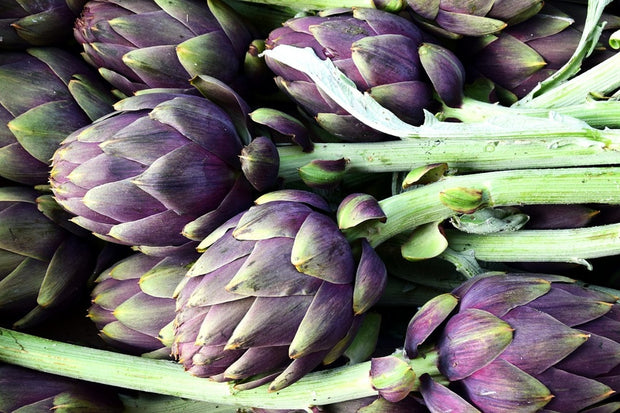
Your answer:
264;7;465;141
0;0;86;49
406;0;544;38
172;189;387;391
0;47;116;185
88;245;198;357
0;187;101;329
49;83;271;251
370;272;620;412
0;363;122;412
74;0;252;96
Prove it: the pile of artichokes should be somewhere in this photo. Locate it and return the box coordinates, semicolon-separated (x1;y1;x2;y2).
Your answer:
1;0;620;412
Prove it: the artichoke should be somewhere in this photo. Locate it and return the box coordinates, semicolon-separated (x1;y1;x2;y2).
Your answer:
0;363;123;412
463;1;620;104
74;0;252;96
264;7;465;141
0;0;86;49
0;47;116;185
406;0;544;38
49;83;272;251
0;187;100;329
172;189;387;391
88;245;198;357
370;273;620;412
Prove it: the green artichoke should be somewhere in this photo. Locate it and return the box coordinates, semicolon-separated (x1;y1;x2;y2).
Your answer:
369;273;620;412
0;363;122;412
264;8;464;141
0;187;101;329
0;47;116;185
406;0;543;38
172;189;387;391
49;82;275;251
74;0;252;96
88;245;198;357
0;0;86;49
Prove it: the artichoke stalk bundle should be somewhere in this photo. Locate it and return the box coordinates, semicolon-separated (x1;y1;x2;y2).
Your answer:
73;0;253;96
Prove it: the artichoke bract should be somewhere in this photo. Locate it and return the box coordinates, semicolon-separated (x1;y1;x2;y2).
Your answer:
370;273;620;412
0;47;116;185
172;189;387;391
49;84;267;251
264;8;465;141
406;0;544;38
0;187;100;329
74;0;252;96
0;363;122;412
88;245;198;357
0;0;86;49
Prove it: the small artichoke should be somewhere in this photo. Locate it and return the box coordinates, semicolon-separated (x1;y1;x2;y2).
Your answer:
370;273;620;412
406;0;544;38
0;47;116;185
0;0;86;49
0;363;123;412
173;189;387;391
88;245;198;357
49;83;273;251
0;187;100;329
264;8;464;141
74;0;252;96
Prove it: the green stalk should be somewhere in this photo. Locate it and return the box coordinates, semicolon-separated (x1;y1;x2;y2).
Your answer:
0;327;376;410
443;96;620;129
276;132;620;182
343;167;620;247
445;223;620;269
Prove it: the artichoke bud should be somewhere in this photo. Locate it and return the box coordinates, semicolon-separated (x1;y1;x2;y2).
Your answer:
173;189;388;389
439;186;488;214
298;158;347;190
390;273;620;411
250;107;313;152
337;193;386;230
370;352;417;403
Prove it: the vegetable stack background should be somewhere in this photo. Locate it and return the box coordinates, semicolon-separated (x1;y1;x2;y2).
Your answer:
1;0;620;412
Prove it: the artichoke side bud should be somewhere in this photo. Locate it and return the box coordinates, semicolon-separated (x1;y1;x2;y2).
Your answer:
0;187;102;329
264;8;465;142
0;363;123;412
49;86;261;251
0;47;116;186
88;245;198;357
172;189;387;390
0;0;86;49
74;0;252;96
369;273;620;411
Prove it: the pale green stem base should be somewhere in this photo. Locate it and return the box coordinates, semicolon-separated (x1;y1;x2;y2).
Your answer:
344;167;620;247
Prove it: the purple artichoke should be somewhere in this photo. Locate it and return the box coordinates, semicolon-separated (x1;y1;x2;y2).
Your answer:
49;83;274;251
264;7;464;141
406;0;544;38
463;1;620;103
172;189;387;391
74;0;252;96
0;0;86;49
0;363;122;412
0;47;116;185
0;187;101;329
370;273;620;412
88;244;199;357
